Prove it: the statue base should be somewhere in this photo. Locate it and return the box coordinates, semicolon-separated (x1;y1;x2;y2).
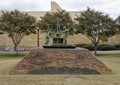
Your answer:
43;45;76;49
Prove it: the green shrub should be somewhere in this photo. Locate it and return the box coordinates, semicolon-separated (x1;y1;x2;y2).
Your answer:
114;44;120;50
97;44;117;51
76;44;94;51
76;44;119;51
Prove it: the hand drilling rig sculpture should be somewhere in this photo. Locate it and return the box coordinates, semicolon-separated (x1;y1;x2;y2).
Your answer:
44;18;69;46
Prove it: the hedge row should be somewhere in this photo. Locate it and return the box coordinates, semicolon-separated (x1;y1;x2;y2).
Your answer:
76;44;120;51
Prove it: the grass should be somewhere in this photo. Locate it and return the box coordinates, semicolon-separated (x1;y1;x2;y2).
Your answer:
0;54;24;74
0;54;24;59
97;54;120;58
0;54;120;85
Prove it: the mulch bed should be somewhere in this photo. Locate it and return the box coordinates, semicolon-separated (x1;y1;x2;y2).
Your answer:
10;49;112;74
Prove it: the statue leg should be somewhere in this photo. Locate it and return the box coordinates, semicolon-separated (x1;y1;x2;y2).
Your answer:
45;38;49;45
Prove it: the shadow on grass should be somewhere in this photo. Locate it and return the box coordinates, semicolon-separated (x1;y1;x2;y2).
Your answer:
96;54;120;58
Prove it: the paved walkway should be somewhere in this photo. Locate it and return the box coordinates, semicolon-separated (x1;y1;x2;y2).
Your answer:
91;50;120;54
0;50;120;55
0;51;29;55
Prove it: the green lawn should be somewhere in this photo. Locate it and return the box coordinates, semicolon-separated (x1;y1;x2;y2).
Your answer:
0;54;120;85
0;54;24;59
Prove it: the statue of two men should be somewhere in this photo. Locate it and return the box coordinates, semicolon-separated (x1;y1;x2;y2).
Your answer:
44;26;69;45
44;31;52;45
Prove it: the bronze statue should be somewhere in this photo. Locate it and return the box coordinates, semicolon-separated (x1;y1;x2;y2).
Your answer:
44;18;69;45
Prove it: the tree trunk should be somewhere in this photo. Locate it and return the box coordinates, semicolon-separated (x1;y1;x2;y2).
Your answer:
94;43;98;56
14;45;18;54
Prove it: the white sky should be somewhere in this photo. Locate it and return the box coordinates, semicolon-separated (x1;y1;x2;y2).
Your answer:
0;0;120;19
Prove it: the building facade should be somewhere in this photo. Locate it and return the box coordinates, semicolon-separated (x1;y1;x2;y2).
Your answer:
0;1;120;49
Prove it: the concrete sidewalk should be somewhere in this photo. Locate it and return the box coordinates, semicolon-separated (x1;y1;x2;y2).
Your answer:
0;50;120;55
91;50;120;54
0;51;29;55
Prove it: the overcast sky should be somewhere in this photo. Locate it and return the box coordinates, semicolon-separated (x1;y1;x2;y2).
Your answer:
0;0;120;19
